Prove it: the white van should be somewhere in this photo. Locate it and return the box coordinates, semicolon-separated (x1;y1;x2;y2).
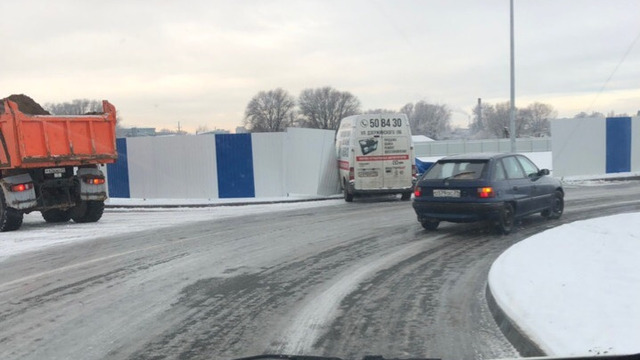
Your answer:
335;113;416;202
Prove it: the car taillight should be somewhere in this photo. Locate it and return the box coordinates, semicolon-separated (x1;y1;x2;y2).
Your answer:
414;186;422;197
84;177;106;185
10;183;34;192
477;187;495;198
349;167;354;181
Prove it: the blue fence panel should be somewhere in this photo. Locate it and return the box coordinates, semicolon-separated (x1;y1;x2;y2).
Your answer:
215;134;255;198
606;117;631;173
107;138;131;198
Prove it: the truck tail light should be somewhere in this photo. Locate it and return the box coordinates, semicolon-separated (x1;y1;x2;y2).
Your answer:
10;183;34;192
414;186;422;197
477;187;495;198
84;177;106;185
349;167;354;181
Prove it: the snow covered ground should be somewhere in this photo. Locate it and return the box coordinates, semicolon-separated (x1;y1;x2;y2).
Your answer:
0;198;342;261
489;212;640;356
2;161;639;357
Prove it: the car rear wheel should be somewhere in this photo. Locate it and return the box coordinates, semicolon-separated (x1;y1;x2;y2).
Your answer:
421;218;439;231
542;191;564;219
496;202;515;235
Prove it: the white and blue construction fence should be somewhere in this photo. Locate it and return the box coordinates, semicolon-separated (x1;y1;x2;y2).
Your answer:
106;128;341;199
105;116;637;199
551;116;639;178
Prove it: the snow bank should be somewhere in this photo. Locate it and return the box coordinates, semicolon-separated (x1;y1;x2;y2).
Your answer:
489;213;640;356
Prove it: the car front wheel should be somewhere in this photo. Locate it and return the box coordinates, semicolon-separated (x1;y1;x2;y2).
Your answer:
542;191;564;219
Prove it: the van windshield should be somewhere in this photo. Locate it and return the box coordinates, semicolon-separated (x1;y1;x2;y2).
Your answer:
422;160;487;180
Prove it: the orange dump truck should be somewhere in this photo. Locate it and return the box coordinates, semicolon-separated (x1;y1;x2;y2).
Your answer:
0;98;117;231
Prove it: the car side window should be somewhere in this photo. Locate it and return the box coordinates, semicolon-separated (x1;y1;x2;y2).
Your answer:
493;160;507;181
517;156;540;177
502;156;526;179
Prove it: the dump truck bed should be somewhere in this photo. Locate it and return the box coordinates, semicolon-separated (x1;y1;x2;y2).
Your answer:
0;99;117;169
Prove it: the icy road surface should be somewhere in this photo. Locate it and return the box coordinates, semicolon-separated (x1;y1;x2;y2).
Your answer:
1;182;640;360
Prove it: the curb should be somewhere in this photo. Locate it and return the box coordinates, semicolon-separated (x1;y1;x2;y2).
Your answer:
104;196;342;209
485;284;545;357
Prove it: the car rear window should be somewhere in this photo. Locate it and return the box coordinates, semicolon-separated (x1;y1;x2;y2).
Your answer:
422;160;487;180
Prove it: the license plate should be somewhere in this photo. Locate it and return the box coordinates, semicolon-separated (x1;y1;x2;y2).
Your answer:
44;168;65;174
44;167;65;178
433;189;460;198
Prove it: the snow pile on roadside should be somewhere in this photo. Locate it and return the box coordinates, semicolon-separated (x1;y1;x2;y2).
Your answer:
489;212;640;356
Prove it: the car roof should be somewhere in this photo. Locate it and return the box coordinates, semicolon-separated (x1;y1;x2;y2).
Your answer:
438;152;518;161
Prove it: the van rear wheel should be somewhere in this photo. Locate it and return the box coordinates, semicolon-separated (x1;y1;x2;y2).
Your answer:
343;184;354;202
400;192;412;201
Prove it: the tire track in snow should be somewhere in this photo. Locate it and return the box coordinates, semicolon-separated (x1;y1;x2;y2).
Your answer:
275;234;450;354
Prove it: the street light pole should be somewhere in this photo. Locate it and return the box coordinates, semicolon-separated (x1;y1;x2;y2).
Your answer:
509;0;516;152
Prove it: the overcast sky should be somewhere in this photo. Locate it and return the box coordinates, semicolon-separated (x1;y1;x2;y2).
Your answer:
2;0;639;132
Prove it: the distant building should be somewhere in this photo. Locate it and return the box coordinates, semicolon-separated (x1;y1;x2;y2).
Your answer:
235;126;249;134
198;129;231;135
117;127;156;138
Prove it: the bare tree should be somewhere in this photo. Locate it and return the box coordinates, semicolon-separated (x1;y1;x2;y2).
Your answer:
44;98;124;128
44;99;103;115
364;108;397;114
400;101;451;140
470;102;494;137
520;102;556;137
297;87;360;130
486;102;527;139
195;125;210;134
573;111;605;118
470;101;556;139
468;102;525;139
244;88;295;132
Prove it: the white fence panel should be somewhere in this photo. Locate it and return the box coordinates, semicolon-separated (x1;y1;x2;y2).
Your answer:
284;128;338;196
127;136;218;199
551;118;606;178
252;133;286;197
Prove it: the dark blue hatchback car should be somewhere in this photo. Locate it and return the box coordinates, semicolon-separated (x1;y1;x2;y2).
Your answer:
412;153;564;234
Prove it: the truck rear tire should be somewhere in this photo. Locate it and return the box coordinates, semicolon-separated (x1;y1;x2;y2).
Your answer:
42;209;72;223
0;192;24;232
70;200;105;223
